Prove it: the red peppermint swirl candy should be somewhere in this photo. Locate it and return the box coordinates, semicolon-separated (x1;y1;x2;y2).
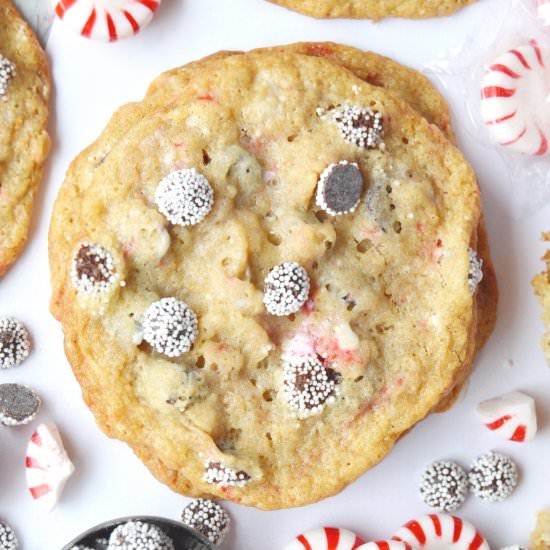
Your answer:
284;527;365;550
52;0;161;42
392;514;489;550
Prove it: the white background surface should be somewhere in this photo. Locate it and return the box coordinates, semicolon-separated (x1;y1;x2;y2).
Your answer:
1;0;550;548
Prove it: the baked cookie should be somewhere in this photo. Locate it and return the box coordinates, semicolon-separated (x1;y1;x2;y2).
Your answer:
267;0;476;20
51;48;486;509
531;510;550;550
0;0;50;277
144;41;498;409
533;233;550;366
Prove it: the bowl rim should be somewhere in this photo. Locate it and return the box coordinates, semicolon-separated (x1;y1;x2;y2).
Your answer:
60;514;215;550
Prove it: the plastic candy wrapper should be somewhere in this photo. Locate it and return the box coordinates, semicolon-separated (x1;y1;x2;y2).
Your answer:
426;0;550;217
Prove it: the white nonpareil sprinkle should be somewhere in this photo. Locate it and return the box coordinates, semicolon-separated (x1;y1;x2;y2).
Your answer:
203;461;251;488
419;460;468;513
155;168;214;227
263;262;310;316
283;356;340;418
107;521;174;550
0;520;18;550
468;451;518;502
71;243;117;295
0;54;16;101
468;248;484;294
142;298;198;357
181;498;230;545
0;317;30;369
320;104;384;149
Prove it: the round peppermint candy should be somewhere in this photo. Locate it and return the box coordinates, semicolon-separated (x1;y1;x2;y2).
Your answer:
52;0;161;42
392;514;490;550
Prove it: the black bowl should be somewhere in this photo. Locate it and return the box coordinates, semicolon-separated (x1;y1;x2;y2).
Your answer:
61;515;214;550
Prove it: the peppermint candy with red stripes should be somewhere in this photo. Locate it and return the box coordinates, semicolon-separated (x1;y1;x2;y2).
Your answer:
536;0;550;25
25;423;75;512
357;542;413;550
392;514;490;550
283;527;365;550
477;391;537;442
481;39;549;156
52;0;161;42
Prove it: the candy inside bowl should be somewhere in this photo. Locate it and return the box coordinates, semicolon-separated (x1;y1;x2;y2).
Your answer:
62;516;214;550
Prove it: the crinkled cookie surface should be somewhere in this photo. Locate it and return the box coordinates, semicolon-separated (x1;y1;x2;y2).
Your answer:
50;46;487;509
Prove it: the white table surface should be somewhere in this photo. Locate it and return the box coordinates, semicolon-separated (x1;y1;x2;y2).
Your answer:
1;0;550;548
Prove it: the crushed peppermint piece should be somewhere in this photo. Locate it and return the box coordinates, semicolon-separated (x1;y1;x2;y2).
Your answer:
0;55;15;101
320;104;383;149
181;498;230;545
155;168;214;227
283;356;340;418
0;317;30;369
500;546;527;550
107;521;174;550
142;298;198;357
263;262;310;316
468;451;518;502
420;460;468;513
0;520;18;550
203;461;251;488
468;248;484;294
71;243;117;295
316;161;364;216
0;383;41;427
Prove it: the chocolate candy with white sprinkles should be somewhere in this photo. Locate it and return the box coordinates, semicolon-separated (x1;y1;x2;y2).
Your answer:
468;451;518;502
0;317;30;370
283;356;340;418
323;104;384;149
316;161;364;216
69;546;95;550
0;54;16;101
155;168;214;227
107;520;174;550
263;262;310;316
181;498;230;546
0;383;41;427
0;520;18;550
419;460;468;513
142;297;198;357
71;243;117;295
468;248;484;294
203;461;251;488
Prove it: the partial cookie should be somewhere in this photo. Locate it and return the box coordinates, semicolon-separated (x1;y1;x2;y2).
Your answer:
50;49;484;509
533;232;550;366
0;0;50;277
531;510;550;550
267;0;476;20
